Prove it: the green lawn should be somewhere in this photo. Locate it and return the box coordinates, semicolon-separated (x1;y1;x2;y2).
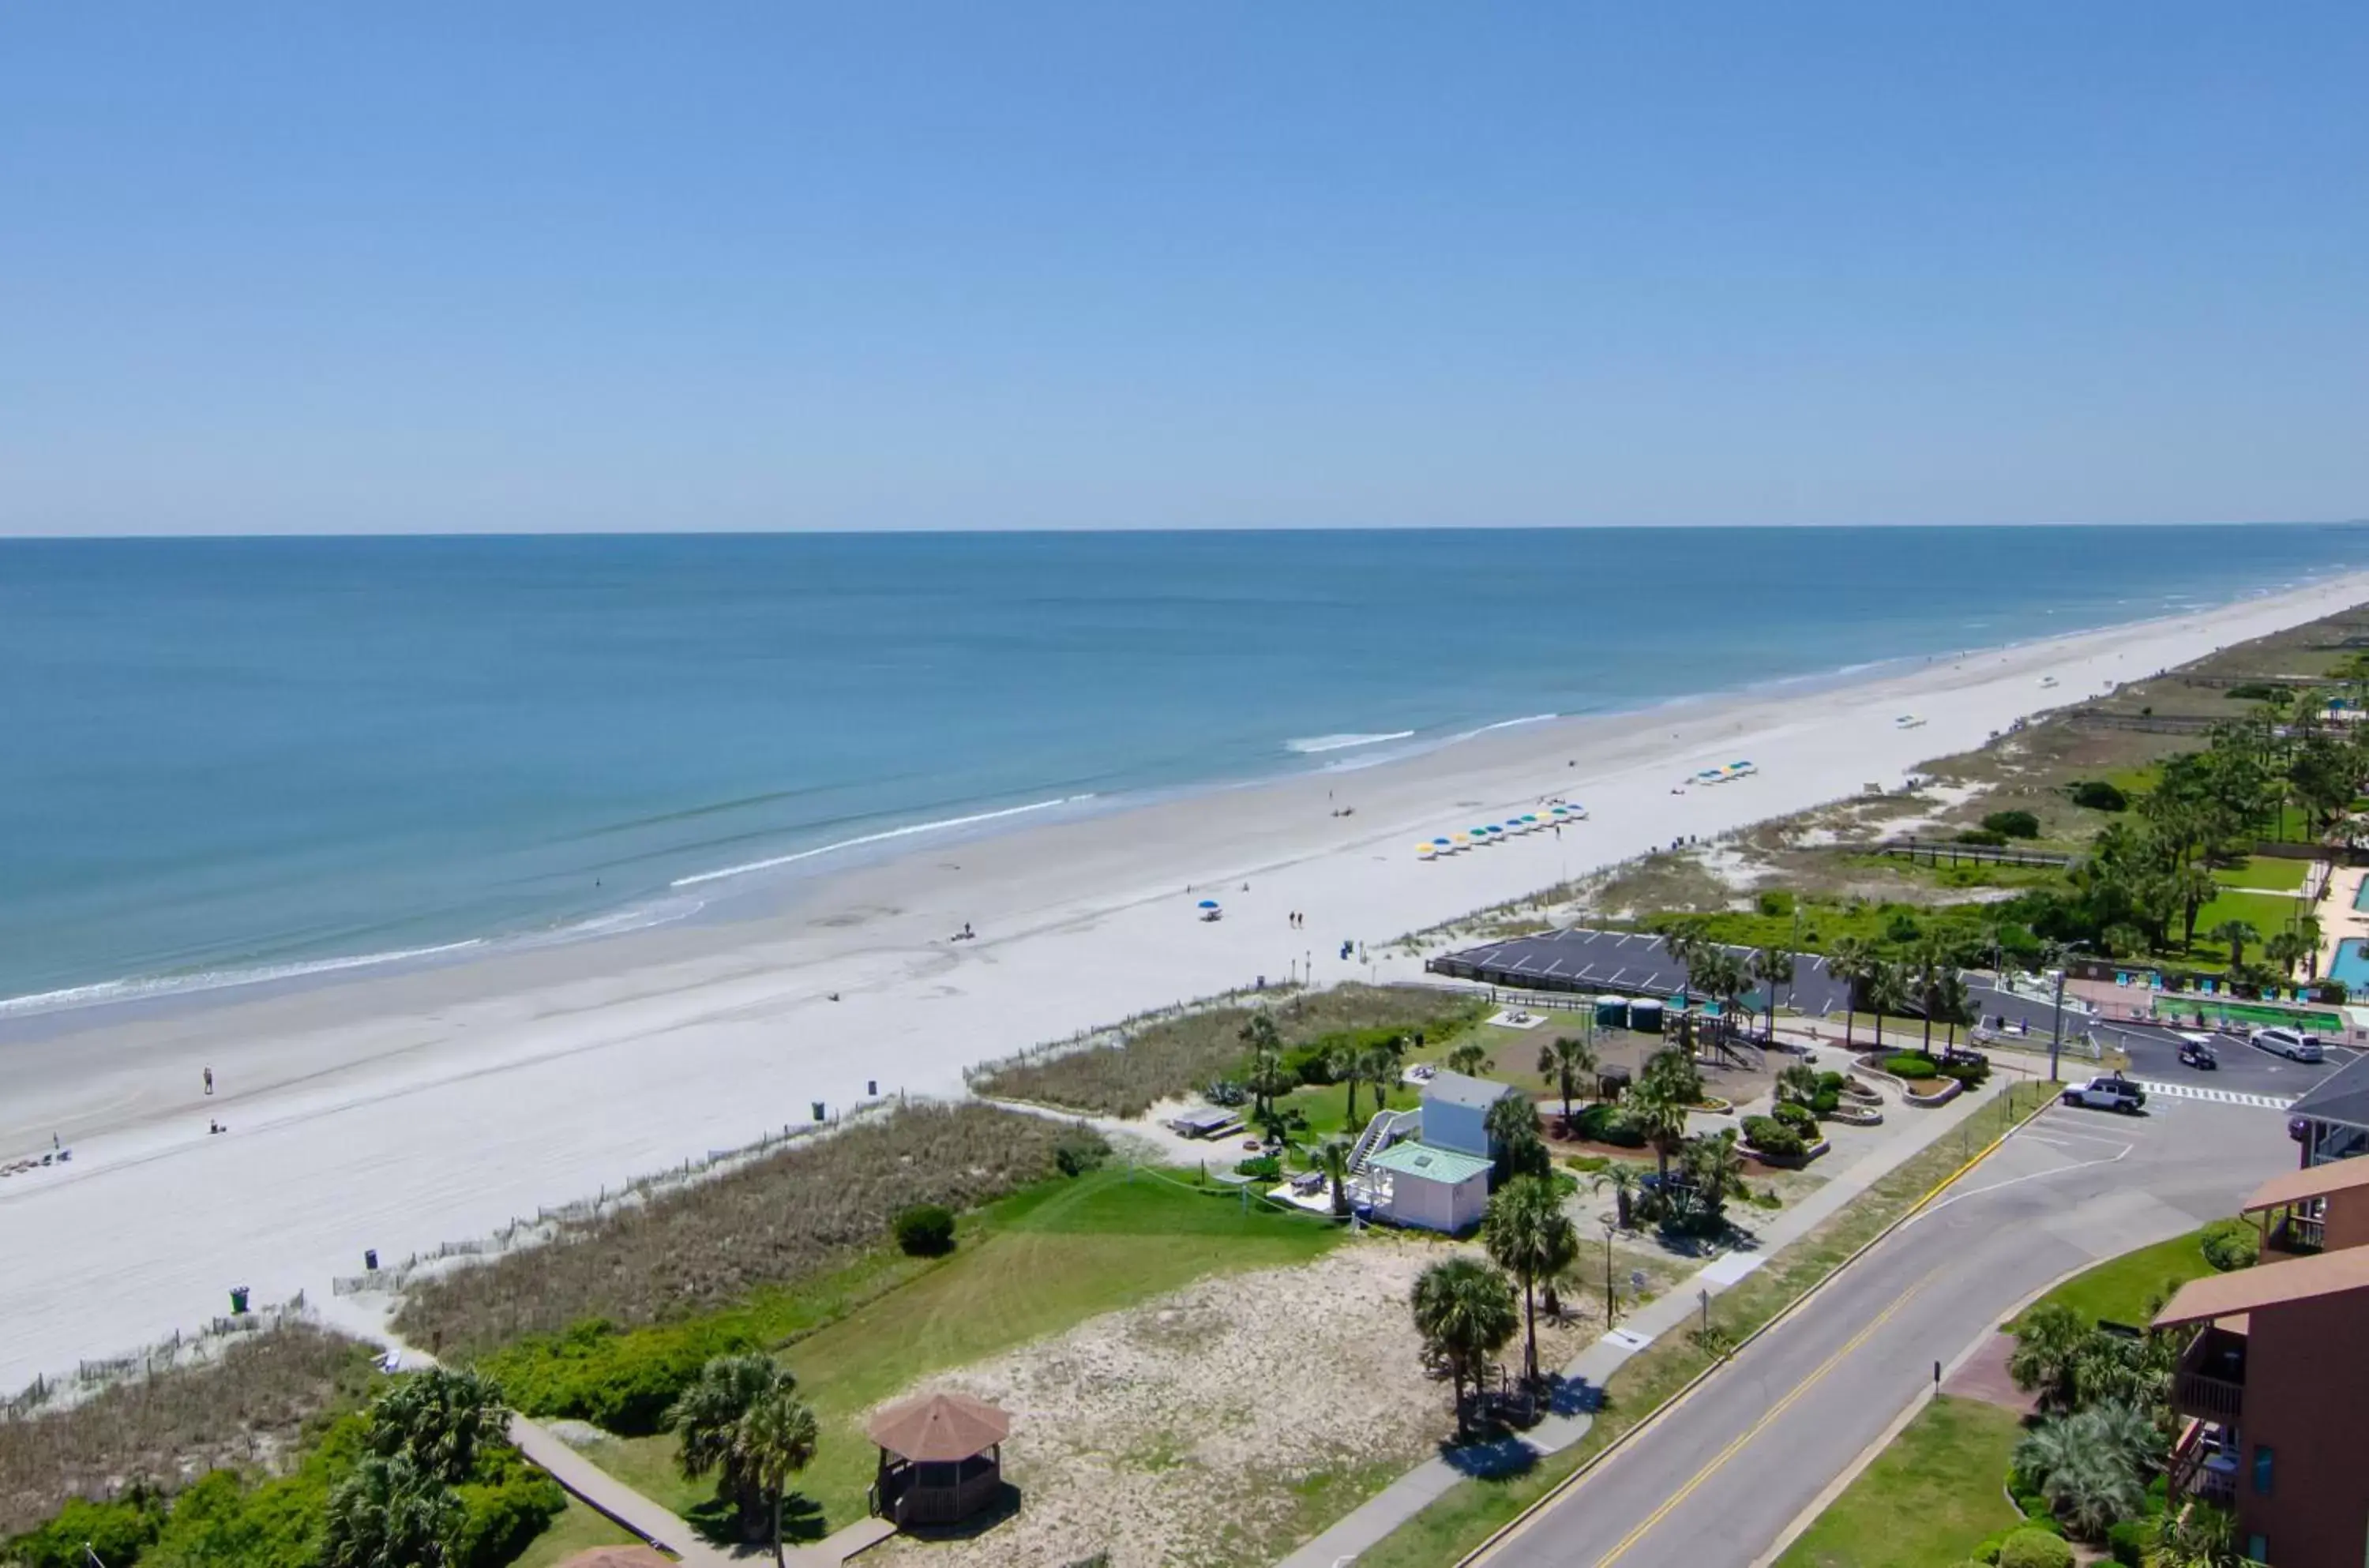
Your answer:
2018;1227;2215;1330
1773;1397;2027;1568
509;1498;639;1568
2214;856;2315;892
581;1165;1340;1536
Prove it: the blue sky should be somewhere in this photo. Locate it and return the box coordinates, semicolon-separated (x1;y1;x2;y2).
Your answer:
3;5;2364;534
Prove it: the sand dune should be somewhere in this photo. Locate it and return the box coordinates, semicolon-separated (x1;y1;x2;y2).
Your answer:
2;576;2362;1388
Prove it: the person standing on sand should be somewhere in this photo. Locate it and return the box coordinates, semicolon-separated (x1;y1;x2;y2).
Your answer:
204;1067;213;1097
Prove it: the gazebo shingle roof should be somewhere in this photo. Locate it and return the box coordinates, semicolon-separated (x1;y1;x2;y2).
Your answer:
867;1391;1011;1463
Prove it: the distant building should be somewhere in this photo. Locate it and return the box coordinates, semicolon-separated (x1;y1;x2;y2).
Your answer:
2155;1159;2369;1566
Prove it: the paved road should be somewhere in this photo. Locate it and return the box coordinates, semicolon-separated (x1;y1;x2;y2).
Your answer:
1474;1093;2297;1568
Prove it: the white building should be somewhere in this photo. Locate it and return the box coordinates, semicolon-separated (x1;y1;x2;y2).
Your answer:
1418;1069;1525;1160
1365;1139;1492;1232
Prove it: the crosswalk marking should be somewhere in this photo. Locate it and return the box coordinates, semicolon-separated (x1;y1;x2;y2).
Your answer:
2134;1080;2296;1110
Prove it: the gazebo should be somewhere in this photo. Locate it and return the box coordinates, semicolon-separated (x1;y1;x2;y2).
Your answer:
866;1391;1010;1527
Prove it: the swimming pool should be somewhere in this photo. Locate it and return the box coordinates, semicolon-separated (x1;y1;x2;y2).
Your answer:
2331;938;2369;989
2354;876;2369;912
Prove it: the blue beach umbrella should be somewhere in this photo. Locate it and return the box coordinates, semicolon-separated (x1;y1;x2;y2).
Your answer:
1197;898;1220;909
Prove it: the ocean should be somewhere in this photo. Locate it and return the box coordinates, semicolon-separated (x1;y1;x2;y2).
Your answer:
2;525;2360;1011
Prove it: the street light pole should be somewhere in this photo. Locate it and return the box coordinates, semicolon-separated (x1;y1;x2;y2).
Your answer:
1602;1217;1618;1327
2048;964;2067;1085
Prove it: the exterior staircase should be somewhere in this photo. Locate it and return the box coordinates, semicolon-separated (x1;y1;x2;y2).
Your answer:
1348;1108;1420;1175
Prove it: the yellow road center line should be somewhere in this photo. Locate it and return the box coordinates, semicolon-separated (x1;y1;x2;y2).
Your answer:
1585;1269;1938;1568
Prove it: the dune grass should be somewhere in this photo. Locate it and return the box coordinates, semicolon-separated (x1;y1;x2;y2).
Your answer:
1772;1396;2026;1568
580;1163;1341;1534
970;983;1485;1118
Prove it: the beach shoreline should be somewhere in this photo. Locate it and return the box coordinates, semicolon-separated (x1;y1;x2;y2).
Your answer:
4;572;2366;1388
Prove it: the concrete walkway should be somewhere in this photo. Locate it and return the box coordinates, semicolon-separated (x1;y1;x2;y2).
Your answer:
1278;1053;2015;1567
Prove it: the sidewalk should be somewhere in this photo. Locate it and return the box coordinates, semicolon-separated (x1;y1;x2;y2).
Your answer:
1278;1061;2014;1567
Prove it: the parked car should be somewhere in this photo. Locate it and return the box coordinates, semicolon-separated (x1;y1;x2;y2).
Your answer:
2178;1037;2219;1069
2250;1026;2325;1063
2062;1075;2148;1113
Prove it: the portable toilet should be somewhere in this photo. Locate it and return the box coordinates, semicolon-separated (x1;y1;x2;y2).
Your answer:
1629;997;1665;1034
1594;994;1629;1030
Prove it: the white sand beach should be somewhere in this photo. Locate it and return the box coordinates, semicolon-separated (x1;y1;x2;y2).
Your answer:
3;577;2363;1387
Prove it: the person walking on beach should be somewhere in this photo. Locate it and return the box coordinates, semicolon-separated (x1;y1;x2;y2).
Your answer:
203;1067;213;1097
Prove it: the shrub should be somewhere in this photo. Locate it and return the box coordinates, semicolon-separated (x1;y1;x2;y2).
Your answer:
2105;1518;2148;1568
1885;910;1924;942
451;1448;565;1568
1204;1078;1248;1106
1955;828;2010;847
6;1493;165;1568
2070;781;2127;812
892;1203;957;1257
1234;1155;1282;1180
1282;1043;1335;1086
1936;1056;1992;1088
1566;1154;1610;1173
1998;1528;2075;1568
1574;1103;1647;1148
1053;1128;1109;1176
2226;681;2288;702
2200;1217;2259;1272
1810;1088;1842;1116
479;1318;756;1435
1773;1101;1817;1131
2313;979;2350;1004
1815;1070;1845;1093
1984;809;2041;839
1740;1116;1805;1157
1883;1052;1939;1079
1756;890;1795;917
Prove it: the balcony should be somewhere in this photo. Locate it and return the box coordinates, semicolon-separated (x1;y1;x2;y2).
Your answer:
2171;1327;2247;1423
2265;1211;2325;1257
2170;1420;2238;1507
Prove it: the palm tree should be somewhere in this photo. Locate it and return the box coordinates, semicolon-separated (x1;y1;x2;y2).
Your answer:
1410;1258;1519;1439
2172;864;2219;951
1330;1037;1368;1127
1311;1138;1353;1217
1661;917;1711;983
1537;1034;1597;1131
1592;1163;1640;1229
1447;1041;1495;1078
1485;1091;1548;1182
1680;1130;1750;1224
737;1383;820;1566
2148;1502;2244;1568
2264;928;2308;981
670;1353;805;1543
1238;1013;1287;1123
1691;947;1749;1044
1624;1076;1690;1186
1910;937;1954;1055
2014;1401;2153;1540
1934;970;1973;1056
1748;947;1795;1042
2005;1302;2089;1414
2207;919;2260;973
1483;1175;1579;1383
367;1367;505;1485
324;1451;461;1568
1360;1037;1406;1112
1864;960;1910;1056
1826;936;1878;1052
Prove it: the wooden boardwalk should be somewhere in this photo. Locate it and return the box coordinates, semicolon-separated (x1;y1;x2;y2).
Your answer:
507;1415;898;1566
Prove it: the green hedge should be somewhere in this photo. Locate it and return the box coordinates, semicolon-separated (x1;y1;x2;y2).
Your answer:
1574;1103;1646;1148
1740;1116;1805;1157
1883;1052;1939;1078
6;1493;164;1568
477;1318;758;1435
2201;1217;2259;1272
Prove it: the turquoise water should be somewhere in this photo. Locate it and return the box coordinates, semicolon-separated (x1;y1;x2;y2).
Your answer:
1;525;2360;1010
2352;877;2369;911
2331;940;2369;988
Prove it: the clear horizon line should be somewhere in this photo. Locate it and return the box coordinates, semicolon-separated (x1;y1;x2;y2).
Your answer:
2;516;2366;542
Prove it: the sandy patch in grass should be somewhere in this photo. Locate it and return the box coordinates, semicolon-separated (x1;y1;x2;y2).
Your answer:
871;1238;1543;1568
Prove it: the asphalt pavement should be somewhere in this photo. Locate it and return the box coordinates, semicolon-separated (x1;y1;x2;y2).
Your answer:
1472;1092;2303;1568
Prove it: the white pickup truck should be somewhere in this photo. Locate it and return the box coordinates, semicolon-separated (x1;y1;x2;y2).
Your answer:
2061;1075;2148;1113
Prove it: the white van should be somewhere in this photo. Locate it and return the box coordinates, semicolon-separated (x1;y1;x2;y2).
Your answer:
2250;1026;2325;1063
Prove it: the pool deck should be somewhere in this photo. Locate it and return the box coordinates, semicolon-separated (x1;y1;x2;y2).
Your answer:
2326;863;2369;981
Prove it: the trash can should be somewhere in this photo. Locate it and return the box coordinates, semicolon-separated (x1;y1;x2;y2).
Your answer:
364;1249;379;1273
866;1079;877;1098
811;1101;826;1123
229;1286;250;1315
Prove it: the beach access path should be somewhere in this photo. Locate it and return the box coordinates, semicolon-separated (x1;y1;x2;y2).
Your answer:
2;575;2363;1393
